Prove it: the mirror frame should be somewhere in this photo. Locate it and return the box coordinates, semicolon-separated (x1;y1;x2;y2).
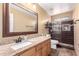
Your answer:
3;3;38;37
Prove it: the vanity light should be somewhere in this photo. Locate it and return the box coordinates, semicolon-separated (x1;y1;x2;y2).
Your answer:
33;4;37;12
33;4;36;9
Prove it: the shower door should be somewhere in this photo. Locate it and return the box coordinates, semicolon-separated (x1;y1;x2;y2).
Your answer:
61;20;74;45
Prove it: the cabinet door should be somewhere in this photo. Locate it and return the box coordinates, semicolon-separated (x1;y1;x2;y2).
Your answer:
20;47;36;56
42;41;48;56
47;40;51;55
42;40;51;56
42;46;48;56
35;44;42;56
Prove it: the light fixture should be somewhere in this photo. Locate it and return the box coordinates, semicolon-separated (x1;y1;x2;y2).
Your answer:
32;3;36;9
33;5;36;9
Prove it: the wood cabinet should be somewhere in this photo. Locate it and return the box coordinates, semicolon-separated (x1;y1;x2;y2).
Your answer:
47;40;51;55
35;39;51;56
16;39;51;56
20;48;36;56
35;44;42;56
42;40;49;56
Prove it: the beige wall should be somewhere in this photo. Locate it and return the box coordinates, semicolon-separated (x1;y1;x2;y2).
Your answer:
0;3;49;45
51;11;73;21
73;4;79;55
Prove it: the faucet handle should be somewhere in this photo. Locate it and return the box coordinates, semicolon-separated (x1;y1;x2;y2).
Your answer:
18;36;22;40
13;37;23;43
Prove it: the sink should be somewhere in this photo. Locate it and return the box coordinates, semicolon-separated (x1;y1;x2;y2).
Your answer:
11;41;32;50
11;35;50;50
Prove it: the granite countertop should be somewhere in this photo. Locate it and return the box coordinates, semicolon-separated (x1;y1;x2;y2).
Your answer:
0;36;50;56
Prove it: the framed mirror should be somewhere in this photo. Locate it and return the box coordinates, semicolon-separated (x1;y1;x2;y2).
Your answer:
3;3;38;37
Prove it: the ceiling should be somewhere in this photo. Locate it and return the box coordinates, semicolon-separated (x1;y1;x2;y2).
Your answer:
39;3;75;15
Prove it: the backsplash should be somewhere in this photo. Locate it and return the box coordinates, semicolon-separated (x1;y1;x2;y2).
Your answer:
0;33;49;45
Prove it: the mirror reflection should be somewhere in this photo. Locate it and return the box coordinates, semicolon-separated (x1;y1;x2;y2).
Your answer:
9;3;37;32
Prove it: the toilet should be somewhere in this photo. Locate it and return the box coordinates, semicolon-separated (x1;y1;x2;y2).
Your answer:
51;40;59;49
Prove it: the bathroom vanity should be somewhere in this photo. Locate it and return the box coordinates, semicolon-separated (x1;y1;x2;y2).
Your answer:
16;39;51;56
0;36;51;56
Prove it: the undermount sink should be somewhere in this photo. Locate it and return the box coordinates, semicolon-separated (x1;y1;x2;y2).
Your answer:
11;41;32;50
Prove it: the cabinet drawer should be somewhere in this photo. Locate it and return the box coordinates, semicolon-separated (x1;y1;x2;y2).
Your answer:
20;48;36;56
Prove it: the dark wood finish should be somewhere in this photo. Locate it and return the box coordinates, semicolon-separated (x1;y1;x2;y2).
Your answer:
3;3;9;37
3;3;38;37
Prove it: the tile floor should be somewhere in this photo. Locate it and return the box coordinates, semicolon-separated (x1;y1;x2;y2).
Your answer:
51;48;76;56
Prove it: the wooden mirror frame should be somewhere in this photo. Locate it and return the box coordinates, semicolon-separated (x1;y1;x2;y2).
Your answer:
3;3;38;37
